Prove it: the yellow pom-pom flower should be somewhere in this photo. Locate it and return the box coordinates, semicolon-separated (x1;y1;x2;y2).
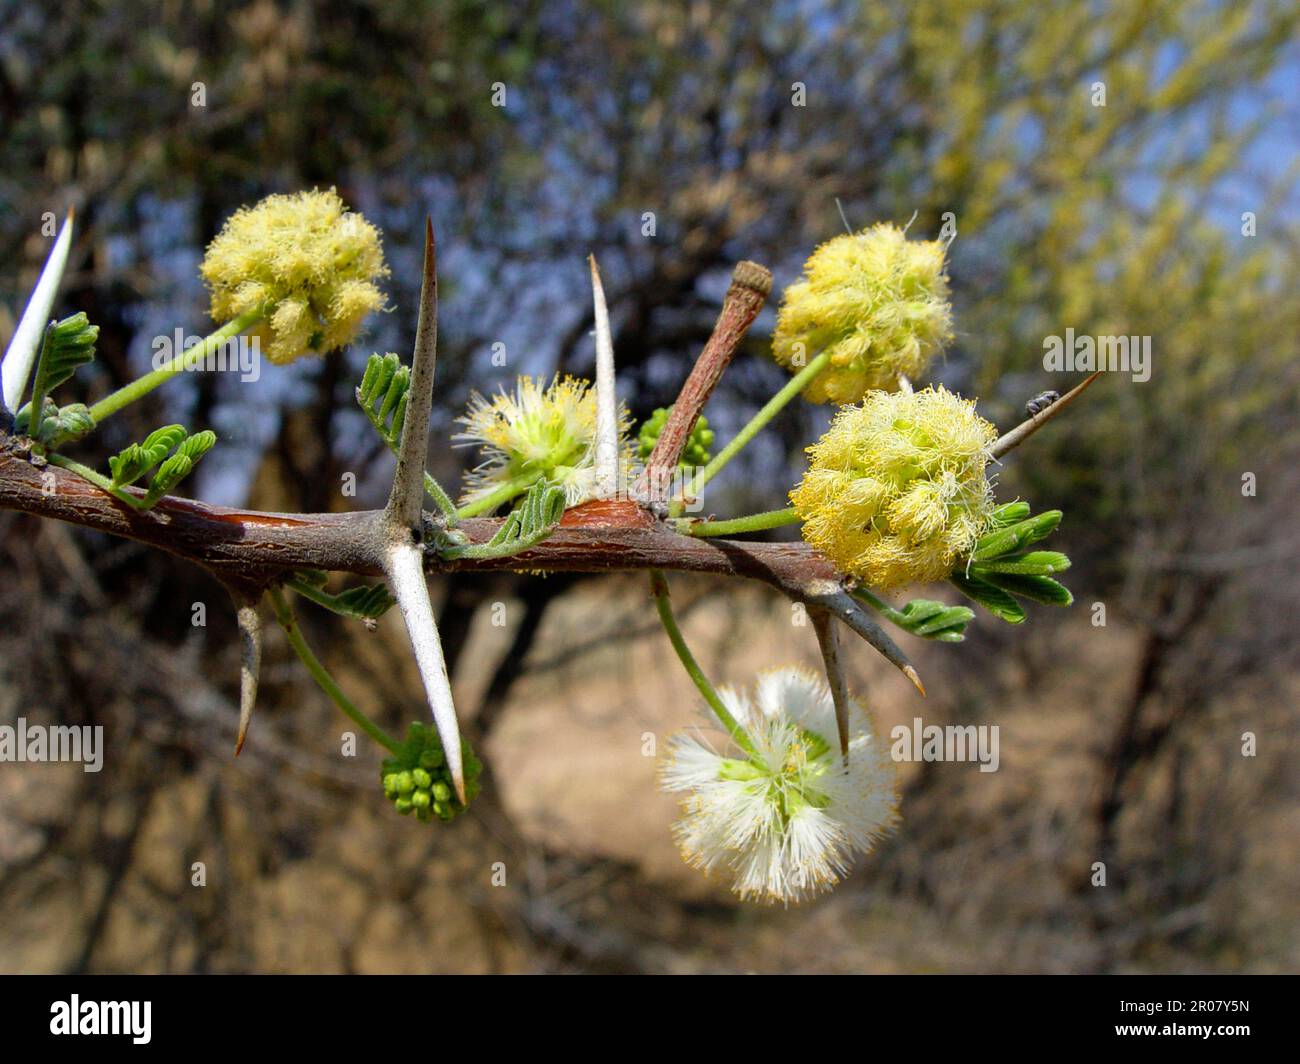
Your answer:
453;374;633;510
772;223;953;404
200;188;389;365
790;386;997;589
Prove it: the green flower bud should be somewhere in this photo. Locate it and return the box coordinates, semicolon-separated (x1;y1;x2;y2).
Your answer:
636;406;714;468
378;722;485;825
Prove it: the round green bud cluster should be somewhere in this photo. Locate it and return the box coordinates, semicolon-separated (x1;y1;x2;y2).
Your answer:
380;722;483;823
636;406;714;468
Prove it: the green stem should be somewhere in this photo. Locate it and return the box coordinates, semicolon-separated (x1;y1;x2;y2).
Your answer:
268;586;399;754
852;586;890;614
46;453;148;509
25;323;56;442
678;506;801;538
455;473;536;519
672;349;831;516
422;472;460;523
88;310;262;425
648;569;756;756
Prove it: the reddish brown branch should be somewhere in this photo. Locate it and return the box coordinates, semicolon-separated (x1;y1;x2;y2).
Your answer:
0;449;819;583
637;260;772;501
0;448;922;688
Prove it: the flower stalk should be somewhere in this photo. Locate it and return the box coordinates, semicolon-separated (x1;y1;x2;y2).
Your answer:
649;569;757;756
269;586;398;754
672;348;831;515
88;310;262;425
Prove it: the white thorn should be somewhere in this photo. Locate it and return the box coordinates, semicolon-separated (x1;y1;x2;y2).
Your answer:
384;541;465;803
588;255;619;499
3;209;74;413
235;603;262;755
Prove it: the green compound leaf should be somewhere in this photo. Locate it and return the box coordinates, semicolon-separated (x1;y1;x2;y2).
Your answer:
140;429;217;506
972;550;1071;576
952;506;1074;622
949;571;1027;624
35;313;98;394
355;351;457;520
108;424;188;486
970;510;1062;561
20;314;99;443
287;573;396;620
878;596;975;643
442;478;565;561
356;352;410;446
331;584;396;619
976;572;1074;606
988;500;1031;528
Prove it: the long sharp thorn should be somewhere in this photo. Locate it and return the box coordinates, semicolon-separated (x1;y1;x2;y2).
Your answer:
991;371;1102;460
811;608;851;759
235;602;263;755
387;217;438;528
588;255;619;499
3;208;74;413
801;583;925;696
385;541;465;802
380;218;464;801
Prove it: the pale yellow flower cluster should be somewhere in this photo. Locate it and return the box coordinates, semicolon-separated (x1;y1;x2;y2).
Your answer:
790;386;996;589
772;224;953;404
201;188;388;364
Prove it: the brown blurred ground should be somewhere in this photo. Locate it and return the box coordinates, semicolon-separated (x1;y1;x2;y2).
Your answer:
2;554;1295;973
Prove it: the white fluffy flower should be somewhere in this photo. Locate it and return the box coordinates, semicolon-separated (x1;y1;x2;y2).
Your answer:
660;665;898;904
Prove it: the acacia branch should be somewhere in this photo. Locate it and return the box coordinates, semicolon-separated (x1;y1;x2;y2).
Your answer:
0;451;923;691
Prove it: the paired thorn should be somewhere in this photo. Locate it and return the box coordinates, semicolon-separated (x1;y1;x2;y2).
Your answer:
588;255;620;499
387;217;439;529
235;603;263;755
810;608;851;759
991;371;1102;460
381;218;465;803
384;542;465;803
799;583;925;698
2;208;74;414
